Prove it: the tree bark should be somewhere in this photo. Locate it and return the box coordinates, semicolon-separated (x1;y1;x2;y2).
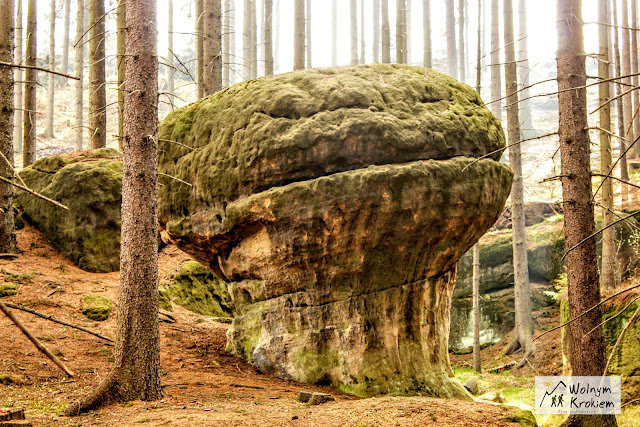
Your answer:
396;0;406;63
294;0;305;70
556;2;619;426
0;0;15;254
273;0;279;72
612;0;629;209
446;0;457;79
223;0;230;86
117;0;125;142
89;0;106;149
74;0;84;151
381;0;390;63
306;0;312;68
61;0;71;87
350;0;358;65
43;0;56;139
472;244;481;372
64;0;163;413
360;0;365;64
406;0;411;62
632;0;640;159
517;0;532;137
423;0;431;68
599;0;615;291
490;0;501;121
332;0;337;66
373;0;380;63
622;0;633;207
264;0;273;75
503;0;533;359
13;0;23;156
196;0;204;97
203;0;222;95
250;0;257;78
243;0;251;79
228;0;236;84
458;0;465;82
22;0;36;167
167;0;175;104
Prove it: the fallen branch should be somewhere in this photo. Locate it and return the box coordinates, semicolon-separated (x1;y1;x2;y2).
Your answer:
488;361;516;373
0;301;75;377
3;302;114;343
0;175;69;211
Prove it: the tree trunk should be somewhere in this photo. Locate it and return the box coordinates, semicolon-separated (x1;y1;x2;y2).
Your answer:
74;0;84;151
632;0;640;159
599;0;615;290
381;0;390;63
612;0;629;210
373;0;380;63
490;0;501;121
228;0;236;84
406;0;411;62
423;0;431;68
61;0;71;87
274;0;279;72
89;0;106;149
223;0;230;87
203;0;222;95
167;0;175;104
0;0;15;254
557;2;619;427
196;0;204;97
306;0;312;69
22;0;36;167
264;0;273;75
294;0;304;70
517;0;532;137
503;0;533;359
243;0;251;79
396;0;406;63
446;0;457;79
332;0;337;66
622;0;633;208
360;0;365;64
350;0;358;65
117;0;125;142
250;0;257;78
64;0;163;414
458;0;465;82
43;0;56;139
472;244;481;372
14;0;23;156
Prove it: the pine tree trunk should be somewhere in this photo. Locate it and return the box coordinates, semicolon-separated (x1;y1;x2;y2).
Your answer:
360;0;365;64
373;0;380;63
222;0;230;87
228;0;236;84
557;2;619;426
22;0;36;167
265;0;273;75
517;0;532;137
446;0;457;79
599;0;615;290
294;0;305;70
43;0;56;139
61;0;71;87
196;0;204;97
274;0;279;71
632;0;640;159
305;0;311;69
423;0;431;68
621;0;632;208
612;0;629;211
203;0;222;95
0;0;15;254
490;0;501;121
381;0;390;63
458;0;465;82
350;0;358;65
243;0;251;79
503;0;533;358
396;0;406;63
14;0;23;156
406;0;411;62
75;0;84;151
250;0;257;78
258;0;264;75
117;0;125;142
167;0;175;104
332;0;337;66
472;244;481;372
89;0;106;149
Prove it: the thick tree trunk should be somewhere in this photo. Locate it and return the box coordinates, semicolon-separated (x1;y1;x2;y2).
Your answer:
332;0;337;66
458;0;465;82
43;0;56;139
446;0;457;79
74;0;84;151
517;0;532;137
89;0;106;149
250;0;257;78
265;0;273;75
61;0;71;87
203;0;222;95
14;0;23;156
0;0;15;254
503;0;533;359
350;0;358;65
490;0;501;121
243;0;251;79
117;0;125;142
556;2;618;426
167;0;175;104
599;0;615;290
64;0;162;414
360;0;365;64
396;0;406;63
22;0;36;167
294;0;304;70
381;0;390;63
373;0;380;63
423;0;431;68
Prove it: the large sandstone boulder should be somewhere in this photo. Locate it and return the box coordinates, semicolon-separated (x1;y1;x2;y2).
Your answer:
158;64;512;397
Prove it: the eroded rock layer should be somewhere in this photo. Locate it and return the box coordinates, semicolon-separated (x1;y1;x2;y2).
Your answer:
157;64;512;397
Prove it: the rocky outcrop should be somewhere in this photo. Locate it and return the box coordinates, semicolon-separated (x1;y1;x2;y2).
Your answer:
157;64;512;397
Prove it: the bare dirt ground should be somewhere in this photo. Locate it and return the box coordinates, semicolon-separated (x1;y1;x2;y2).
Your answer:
0;224;545;427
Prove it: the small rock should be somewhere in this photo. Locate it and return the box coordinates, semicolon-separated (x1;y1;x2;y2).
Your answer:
478;391;505;403
296;391;313;403
463;378;478;395
309;392;335;405
80;294;113;321
0;284;17;298
0;375;13;386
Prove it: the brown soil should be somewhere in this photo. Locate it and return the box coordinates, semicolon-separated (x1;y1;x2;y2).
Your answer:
1;224;542;426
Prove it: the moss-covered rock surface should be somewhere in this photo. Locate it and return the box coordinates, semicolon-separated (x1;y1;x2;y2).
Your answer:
158;64;511;398
80;294;113;321
14;148;122;273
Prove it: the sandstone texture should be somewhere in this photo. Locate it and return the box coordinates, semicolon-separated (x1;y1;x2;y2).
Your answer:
158;64;512;397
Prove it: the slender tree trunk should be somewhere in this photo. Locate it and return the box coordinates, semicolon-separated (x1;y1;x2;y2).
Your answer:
61;0;71;87
350;0;358;65
250;0;257;78
503;0;533;359
406;0;411;62
168;0;175;104
89;0;106;149
22;0;36;167
14;0;23;156
612;0;629;210
621;0;632;207
360;0;365;64
490;0;501;121
381;0;390;63
243;0;251;79
75;0;84;151
423;0;431;67
472;0;482;374
306;0;312;68
373;0;380;63
557;2;619;427
396;0;406;63
259;0;264;75
274;0;279;72
332;0;337;66
600;0;615;290
264;0;273;75
517;0;532;137
228;0;235;84
203;0;222;95
196;0;204;97
458;0;465;82
446;0;457;79
0;0;15;254
632;0;640;158
223;0;230;87
294;0;304;70
117;0;125;142
43;0;56;139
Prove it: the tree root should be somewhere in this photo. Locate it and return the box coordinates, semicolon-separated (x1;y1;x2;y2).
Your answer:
63;373;124;416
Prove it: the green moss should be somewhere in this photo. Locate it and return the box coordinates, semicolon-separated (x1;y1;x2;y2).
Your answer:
0;283;17;297
81;294;113;321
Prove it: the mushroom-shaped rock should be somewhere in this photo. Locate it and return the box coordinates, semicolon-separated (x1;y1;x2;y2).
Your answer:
158;64;512;398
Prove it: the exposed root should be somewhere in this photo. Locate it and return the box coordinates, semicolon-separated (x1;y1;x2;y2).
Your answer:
64;372;124;416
